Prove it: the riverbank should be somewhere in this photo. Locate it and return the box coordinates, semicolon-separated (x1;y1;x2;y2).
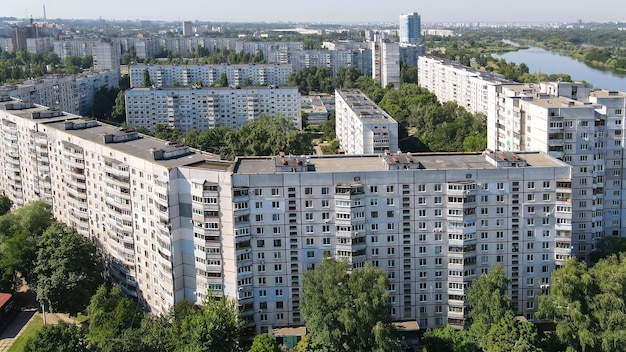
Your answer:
506;38;626;76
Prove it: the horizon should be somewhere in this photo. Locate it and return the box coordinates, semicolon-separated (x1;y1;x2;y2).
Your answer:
4;0;626;25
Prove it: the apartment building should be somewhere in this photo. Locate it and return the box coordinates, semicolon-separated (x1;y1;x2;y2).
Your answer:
125;86;301;133
418;56;511;116
0;97;573;330
129;64;293;88
0;70;119;115
335;89;398;155
399;12;422;44
417;57;626;258
371;40;400;88
0;97;230;314
488;84;626;257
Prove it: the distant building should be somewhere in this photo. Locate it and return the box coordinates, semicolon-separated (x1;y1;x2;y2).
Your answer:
335;89;398;154
125;86;301;133
399;44;425;67
182;21;193;37
399;12;421;44
300;95;329;125
371;40;400;88
92;40;121;72
129;64;292;88
0;70;119;115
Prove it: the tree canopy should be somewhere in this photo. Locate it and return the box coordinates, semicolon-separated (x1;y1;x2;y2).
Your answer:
537;255;626;352
302;258;400;352
33;222;104;316
24;321;88;352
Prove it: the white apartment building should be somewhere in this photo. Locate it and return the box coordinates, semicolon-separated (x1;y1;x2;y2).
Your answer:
488;84;626;258
371;40;400;88
0;70;119;115
335;89;398;155
0;98;573;331
418;56;511;116
129;64;293;88
92;40;121;72
418;57;626;258
125;86;301;133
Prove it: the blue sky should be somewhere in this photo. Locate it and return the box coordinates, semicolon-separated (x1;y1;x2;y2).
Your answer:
6;0;626;23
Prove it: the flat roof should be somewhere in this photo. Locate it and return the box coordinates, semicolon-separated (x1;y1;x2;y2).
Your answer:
233;151;567;175
590;89;626;98
0;99;221;170
336;89;397;124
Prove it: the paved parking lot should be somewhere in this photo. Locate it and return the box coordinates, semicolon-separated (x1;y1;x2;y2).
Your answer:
0;308;37;352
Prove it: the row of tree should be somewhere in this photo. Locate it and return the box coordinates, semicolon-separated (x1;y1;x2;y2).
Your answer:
0;199;103;315
153;115;314;160
0;49;93;84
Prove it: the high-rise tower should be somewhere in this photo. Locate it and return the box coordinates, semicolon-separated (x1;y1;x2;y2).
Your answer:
399;12;421;44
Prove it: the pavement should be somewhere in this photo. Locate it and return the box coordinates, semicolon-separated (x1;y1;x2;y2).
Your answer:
0;308;36;352
0;289;81;352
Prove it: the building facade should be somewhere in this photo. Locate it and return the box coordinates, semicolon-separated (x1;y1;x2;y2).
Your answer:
335;89;399;155
399;12;422;44
371;40;400;89
125;86;301;133
417;56;626;259
0;70;119;115
0;97;572;330
129;64;293;88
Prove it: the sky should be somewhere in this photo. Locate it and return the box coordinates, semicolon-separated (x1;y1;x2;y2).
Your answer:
5;0;626;24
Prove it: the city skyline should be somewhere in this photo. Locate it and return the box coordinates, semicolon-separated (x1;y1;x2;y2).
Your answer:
5;0;626;24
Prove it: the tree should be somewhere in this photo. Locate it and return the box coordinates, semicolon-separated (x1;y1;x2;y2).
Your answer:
143;69;152;87
87;285;144;352
537;255;626;352
171;297;244;352
0;201;53;290
421;326;478;352
111;90;126;123
302;259;400;352
0;195;12;216
24;321;88;352
248;333;281;352
466;266;513;343
33;222;104;316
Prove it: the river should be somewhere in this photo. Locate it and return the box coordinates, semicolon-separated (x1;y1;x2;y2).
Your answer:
493;41;626;92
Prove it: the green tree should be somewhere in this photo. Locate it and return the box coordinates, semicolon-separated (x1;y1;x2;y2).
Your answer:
143;69;153;87
87;285;144;352
249;333;281;352
537;255;626;352
467;266;513;343
111;90;126;123
33;222;104;316
171;297;244;352
0;195;12;216
220;115;313;160
0;201;53;290
482;312;541;352
421;326;478;352
302;259;400;352
24;321;88;352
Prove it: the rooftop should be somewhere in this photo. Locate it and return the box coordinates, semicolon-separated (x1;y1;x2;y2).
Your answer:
232;151;567;175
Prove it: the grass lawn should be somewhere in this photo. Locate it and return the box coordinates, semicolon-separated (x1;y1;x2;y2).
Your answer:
7;314;43;352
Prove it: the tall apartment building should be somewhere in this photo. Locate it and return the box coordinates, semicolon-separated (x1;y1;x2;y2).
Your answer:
182;21;193;37
0;97;573;329
370;40;400;88
0;70;119;115
399;12;422;44
335;89;399;154
418;56;511;116
417;57;626;258
129;64;293;88
125;86;301;133
92;40;121;72
489;84;626;258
